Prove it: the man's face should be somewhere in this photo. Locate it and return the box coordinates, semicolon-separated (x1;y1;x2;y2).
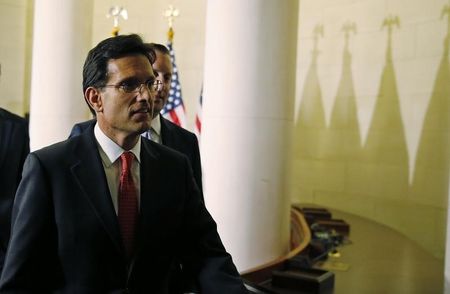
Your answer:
152;50;173;116
96;55;155;140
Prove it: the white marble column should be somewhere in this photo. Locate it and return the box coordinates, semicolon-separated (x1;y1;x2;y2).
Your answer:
202;0;299;271
29;0;93;151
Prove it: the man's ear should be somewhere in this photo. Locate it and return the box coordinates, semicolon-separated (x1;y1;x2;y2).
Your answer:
85;87;103;113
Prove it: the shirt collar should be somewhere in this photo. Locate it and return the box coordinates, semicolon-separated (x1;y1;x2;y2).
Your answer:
151;114;161;136
94;123;141;167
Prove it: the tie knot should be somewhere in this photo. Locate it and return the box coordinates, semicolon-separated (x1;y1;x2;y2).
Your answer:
120;151;134;173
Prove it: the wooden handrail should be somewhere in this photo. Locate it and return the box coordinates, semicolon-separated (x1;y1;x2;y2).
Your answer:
240;208;311;282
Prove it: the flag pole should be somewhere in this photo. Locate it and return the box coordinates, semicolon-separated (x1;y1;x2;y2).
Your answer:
160;5;187;128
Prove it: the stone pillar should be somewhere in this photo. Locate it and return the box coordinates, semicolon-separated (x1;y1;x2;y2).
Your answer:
29;0;93;150
202;0;299;271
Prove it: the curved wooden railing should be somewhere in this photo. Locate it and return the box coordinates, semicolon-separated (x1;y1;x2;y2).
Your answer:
240;207;311;284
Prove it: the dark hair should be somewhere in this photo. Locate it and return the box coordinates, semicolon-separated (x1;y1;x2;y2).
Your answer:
82;34;156;115
145;43;170;56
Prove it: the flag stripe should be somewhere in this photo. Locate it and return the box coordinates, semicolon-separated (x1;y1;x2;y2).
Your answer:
161;42;186;128
194;86;203;139
195;116;201;133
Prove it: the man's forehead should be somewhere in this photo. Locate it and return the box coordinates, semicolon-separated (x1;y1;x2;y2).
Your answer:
153;53;172;71
106;55;155;78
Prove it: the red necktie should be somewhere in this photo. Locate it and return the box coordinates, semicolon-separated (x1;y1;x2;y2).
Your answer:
118;151;138;260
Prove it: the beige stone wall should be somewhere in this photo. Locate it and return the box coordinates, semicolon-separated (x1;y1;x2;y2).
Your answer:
0;0;32;117
291;0;450;258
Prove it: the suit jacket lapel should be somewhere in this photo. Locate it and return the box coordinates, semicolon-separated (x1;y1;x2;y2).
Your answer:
69;127;124;256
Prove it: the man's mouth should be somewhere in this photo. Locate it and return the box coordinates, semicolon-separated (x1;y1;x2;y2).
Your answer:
131;107;151;117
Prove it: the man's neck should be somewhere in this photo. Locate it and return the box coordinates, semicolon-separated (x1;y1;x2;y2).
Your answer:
97;121;140;151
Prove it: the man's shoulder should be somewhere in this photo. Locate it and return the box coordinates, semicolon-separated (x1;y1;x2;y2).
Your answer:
161;117;197;143
74;119;95;128
162;117;195;137
34;133;86;163
0;108;27;125
142;137;189;162
69;119;96;138
72;119;95;132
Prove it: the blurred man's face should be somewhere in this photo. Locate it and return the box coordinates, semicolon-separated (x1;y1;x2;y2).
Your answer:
151;50;172;116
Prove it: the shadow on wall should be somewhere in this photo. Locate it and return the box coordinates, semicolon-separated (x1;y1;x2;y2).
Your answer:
291;12;450;259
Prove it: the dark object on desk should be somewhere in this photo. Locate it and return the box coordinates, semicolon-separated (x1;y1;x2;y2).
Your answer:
296;207;332;226
315;219;350;236
271;268;334;294
242;206;335;293
243;259;334;294
299;208;332;220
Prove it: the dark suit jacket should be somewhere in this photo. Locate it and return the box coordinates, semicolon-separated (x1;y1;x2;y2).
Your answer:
0;126;246;293
0;108;29;274
70;118;204;293
160;117;202;193
69;117;203;194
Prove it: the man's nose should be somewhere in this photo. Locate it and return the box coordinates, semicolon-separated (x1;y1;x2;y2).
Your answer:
157;78;165;92
137;85;155;103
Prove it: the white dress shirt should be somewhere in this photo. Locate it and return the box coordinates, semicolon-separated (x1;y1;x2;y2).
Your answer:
94;123;141;214
142;115;162;143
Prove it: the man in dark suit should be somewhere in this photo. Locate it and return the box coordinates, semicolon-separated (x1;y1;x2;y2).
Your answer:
0;108;29;275
0;34;246;293
70;44;203;194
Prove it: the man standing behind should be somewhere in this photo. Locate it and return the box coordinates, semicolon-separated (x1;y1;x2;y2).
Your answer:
0;34;246;293
0;108;29;275
70;43;203;194
143;43;202;193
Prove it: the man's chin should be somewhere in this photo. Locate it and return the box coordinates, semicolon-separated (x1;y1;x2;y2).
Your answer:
152;99;165;113
134;121;151;133
152;107;164;117
132;112;151;121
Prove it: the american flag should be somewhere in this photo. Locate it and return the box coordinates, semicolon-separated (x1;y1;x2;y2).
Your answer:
161;42;186;127
194;86;202;139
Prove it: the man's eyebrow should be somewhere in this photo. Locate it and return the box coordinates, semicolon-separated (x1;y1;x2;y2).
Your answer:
117;76;155;84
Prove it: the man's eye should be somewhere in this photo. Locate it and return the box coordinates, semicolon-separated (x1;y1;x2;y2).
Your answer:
120;82;138;92
145;80;156;87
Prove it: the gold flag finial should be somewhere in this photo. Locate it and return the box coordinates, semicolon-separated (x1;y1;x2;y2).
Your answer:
164;5;179;42
107;6;128;36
